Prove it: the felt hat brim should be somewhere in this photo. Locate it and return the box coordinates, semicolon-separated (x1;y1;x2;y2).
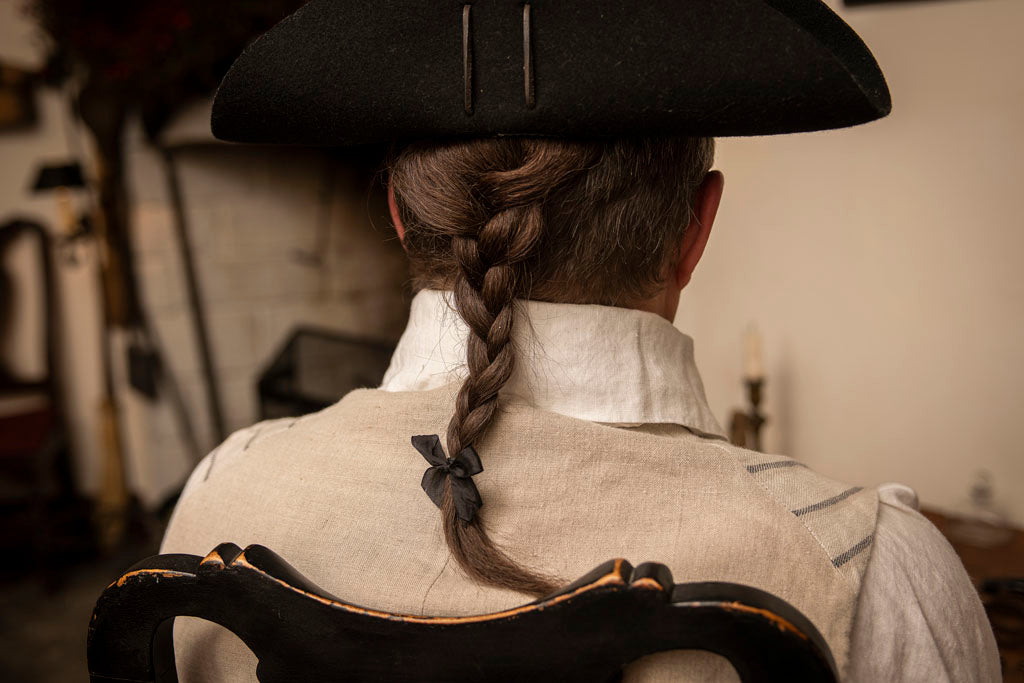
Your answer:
212;0;891;145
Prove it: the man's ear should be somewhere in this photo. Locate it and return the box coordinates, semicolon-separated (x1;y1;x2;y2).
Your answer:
675;170;724;289
387;176;407;248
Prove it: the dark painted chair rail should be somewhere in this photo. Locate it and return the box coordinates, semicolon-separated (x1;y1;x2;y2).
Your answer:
88;542;838;683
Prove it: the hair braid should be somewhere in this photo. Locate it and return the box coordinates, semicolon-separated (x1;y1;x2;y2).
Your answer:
442;182;559;596
389;136;714;598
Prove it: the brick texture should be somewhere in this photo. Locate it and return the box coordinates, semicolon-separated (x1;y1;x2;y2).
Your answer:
123;141;408;505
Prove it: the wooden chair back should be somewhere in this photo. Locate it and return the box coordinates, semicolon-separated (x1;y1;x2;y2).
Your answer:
88;542;838;682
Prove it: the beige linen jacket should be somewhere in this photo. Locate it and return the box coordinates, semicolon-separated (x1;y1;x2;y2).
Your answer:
161;290;999;681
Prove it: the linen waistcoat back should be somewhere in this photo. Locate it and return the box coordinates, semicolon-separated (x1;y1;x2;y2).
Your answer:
162;385;879;682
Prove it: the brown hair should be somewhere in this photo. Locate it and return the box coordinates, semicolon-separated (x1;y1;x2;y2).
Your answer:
388;136;714;597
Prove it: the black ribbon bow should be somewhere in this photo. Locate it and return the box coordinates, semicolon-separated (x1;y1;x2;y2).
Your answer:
412;434;483;523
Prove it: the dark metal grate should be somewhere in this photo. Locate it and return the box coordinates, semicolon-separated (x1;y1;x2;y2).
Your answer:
257;327;396;420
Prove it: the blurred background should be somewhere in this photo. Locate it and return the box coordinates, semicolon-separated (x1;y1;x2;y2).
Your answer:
0;0;1020;680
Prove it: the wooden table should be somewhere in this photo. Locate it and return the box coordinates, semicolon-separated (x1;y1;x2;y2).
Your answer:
922;508;1024;682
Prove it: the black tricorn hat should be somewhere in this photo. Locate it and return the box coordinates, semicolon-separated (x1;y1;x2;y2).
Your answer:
212;0;891;146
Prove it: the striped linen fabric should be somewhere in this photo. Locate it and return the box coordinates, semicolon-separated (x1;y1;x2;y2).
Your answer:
733;449;878;584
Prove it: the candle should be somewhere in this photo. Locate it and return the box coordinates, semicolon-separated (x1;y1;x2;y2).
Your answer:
743;325;763;381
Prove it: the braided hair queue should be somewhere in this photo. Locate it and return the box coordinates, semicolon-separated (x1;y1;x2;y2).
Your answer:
390;137;714;597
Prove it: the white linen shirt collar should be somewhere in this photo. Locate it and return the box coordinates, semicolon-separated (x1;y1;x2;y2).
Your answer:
380;290;726;440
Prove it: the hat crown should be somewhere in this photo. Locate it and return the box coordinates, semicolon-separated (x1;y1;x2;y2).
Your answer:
212;0;891;145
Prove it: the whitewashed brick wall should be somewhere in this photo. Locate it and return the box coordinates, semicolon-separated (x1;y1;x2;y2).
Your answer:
121;125;409;506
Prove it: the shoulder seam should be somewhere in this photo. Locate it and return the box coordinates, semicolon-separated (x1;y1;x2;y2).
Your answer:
708;441;867;591
204;417;299;481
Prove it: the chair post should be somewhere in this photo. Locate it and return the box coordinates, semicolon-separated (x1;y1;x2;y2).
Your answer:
87;552;206;683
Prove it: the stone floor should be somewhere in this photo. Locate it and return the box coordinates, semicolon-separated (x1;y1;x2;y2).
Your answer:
0;532;161;682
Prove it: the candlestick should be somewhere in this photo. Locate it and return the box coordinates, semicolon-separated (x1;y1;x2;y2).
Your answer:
730;327;768;450
743;325;763;381
745;377;766;452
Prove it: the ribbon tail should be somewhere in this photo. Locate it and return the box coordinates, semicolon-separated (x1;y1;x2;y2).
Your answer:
451;478;483;522
412;434;448;467
420;467;447;510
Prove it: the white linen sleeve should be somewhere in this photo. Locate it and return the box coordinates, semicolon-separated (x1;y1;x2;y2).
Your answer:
845;483;1001;682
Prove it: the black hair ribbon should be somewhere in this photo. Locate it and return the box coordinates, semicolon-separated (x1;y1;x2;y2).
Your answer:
412;434;483;523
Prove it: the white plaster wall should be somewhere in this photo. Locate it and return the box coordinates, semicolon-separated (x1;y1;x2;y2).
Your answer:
677;0;1024;524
